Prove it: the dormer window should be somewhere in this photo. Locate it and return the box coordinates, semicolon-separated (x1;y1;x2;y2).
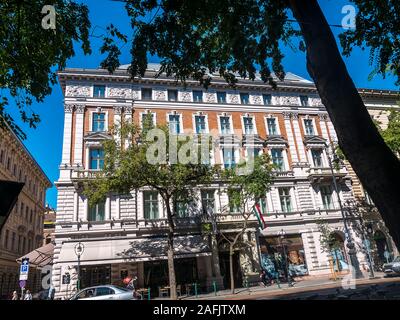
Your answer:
217;92;227;104
168;89;178;101
142;88;152;100
193;90;203;102
92;113;106;132
93;85;105;98
300;95;309;106
263;94;272;105
240;93;250;104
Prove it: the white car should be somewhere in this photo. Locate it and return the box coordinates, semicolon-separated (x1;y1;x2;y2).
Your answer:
383;256;400;277
70;285;138;300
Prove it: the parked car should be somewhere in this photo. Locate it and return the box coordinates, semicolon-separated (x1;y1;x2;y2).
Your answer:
32;289;50;300
69;285;138;300
383;256;400;277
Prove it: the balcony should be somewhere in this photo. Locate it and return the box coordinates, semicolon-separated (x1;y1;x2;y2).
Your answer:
71;169;102;180
307;166;347;183
273;170;294;179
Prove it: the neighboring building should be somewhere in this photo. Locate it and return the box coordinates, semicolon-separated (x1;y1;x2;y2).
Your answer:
43;207;56;246
0;125;52;298
52;63;396;299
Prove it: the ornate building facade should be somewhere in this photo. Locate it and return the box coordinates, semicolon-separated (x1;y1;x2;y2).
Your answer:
0;126;51;298
52;63;397;299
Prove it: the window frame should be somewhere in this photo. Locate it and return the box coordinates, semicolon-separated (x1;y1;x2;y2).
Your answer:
89;148;105;170
93;85;106;98
143;191;159;220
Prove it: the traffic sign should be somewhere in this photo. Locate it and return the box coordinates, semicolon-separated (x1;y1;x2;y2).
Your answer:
19;258;29;281
19;280;26;289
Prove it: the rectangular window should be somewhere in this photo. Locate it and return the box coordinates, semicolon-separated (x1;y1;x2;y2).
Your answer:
168;89;178;101
248;148;261;159
201;190;215;215
143;191;159;219
311;149;323;167
141;113;155;129
243;117;254;134
263;94;272;105
222;148;236;169
271;149;285;171
240;93;250;104
18;235;22;253
11;232;16;251
228;190;240;213
195;115;207;134
0;150;3;164
279;188;292;212
169;114;181;134
320;185;333;209
88;202;105;221
89;149;104;170
174;196;188;218
267;118;278;136
4;230;9;249
220;116;231;134
142;88;152;100
193;90;203;102
93;85;105;98
304;119;315;136
300;95;309;106
217;92;227;104
23;237;26;253
92;113;106;132
256;197;268;214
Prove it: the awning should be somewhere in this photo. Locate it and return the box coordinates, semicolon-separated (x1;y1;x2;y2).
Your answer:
57;235;211;265
0;180;24;232
16;243;54;268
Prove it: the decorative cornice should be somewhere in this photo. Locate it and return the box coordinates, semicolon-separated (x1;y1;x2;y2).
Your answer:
75;105;85;113
124;106;134;115
113;105;124;115
64;104;74;113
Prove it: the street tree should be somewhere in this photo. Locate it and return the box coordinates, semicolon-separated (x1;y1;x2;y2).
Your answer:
217;154;274;294
99;0;400;249
0;1;91;139
83;118;216;300
379;109;400;157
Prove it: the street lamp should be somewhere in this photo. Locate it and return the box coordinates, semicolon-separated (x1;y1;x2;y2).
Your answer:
74;242;85;291
326;144;363;279
277;229;294;287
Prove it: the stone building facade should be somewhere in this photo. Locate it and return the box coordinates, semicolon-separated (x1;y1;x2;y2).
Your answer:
51;63;396;299
0;126;51;298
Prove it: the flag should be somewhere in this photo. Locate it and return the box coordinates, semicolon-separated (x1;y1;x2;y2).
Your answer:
253;203;266;229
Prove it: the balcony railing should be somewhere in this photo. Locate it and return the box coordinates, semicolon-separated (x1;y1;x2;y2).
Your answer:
71;169;102;179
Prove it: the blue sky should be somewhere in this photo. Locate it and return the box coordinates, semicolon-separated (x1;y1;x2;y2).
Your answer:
8;0;399;209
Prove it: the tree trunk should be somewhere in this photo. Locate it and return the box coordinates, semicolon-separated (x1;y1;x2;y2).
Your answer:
289;0;400;250
229;245;235;294
165;201;177;300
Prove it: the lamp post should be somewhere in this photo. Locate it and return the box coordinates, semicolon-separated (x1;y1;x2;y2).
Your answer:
74;242;85;291
277;229;293;287
326;144;363;279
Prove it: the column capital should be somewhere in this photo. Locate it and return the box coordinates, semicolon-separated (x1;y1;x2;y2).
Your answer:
125;105;134;115
318;113;328;121
64;104;75;113
75;104;85;113
113;105;124;115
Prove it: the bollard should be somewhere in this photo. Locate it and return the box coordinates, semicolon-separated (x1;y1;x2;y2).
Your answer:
213;280;217;296
148;287;151;300
194;282;198;298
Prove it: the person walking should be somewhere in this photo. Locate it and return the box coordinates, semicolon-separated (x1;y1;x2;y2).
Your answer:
23;290;32;300
11;291;18;300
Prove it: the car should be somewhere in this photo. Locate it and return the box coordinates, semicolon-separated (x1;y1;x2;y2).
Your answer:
383;256;400;277
32;289;50;300
69;285;138;300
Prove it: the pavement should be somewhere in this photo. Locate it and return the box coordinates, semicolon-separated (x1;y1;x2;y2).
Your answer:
152;272;400;300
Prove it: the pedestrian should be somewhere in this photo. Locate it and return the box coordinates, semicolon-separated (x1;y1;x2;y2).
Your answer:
11;291;18;300
23;290;32;300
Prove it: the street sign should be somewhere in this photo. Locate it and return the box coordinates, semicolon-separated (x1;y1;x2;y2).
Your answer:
19;280;26;289
19;258;29;281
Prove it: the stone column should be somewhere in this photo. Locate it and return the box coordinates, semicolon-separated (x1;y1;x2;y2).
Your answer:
282;112;299;163
73;105;85;166
124;106;133;148
61;104;74;165
291;113;307;162
113;105;123;145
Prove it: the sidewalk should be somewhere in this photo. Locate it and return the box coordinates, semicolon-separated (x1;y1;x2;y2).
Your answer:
153;272;400;300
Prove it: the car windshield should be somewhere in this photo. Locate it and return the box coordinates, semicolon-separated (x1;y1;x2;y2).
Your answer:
394;256;400;262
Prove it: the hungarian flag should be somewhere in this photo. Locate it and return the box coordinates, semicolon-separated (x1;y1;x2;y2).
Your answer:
253;203;266;229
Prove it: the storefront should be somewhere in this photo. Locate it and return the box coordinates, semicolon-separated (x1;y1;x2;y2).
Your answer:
259;234;309;279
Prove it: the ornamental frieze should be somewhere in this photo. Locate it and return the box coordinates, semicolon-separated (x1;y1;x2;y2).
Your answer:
179;91;192;102
310;97;323;107
154;90;166;101
107;86;132;99
204;92;217;103
227;93;240;104
279;96;300;106
65;85;91;97
250;94;263;105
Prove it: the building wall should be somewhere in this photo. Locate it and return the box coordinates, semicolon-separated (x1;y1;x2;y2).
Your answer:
51;66;399;298
0;126;51;298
